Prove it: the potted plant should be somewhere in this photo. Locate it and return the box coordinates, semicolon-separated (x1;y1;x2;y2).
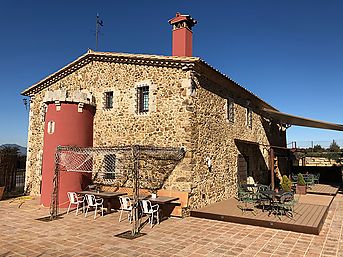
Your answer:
0;185;5;200
281;175;292;192
296;173;307;195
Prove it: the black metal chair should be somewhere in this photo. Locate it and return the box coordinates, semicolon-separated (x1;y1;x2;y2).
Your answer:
271;192;296;220
257;185;270;212
237;186;258;215
313;173;320;184
304;174;315;188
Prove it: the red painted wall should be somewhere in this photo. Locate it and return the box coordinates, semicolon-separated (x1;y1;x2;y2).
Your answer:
172;28;193;57
41;103;94;207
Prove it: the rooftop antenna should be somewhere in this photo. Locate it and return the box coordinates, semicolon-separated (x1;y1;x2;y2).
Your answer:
95;13;103;51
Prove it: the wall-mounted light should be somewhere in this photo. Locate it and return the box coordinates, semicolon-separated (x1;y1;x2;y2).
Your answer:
206;157;212;169
23;98;28;110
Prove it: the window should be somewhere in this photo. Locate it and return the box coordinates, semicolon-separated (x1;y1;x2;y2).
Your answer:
246;108;252;129
104;91;113;109
227;99;234;123
47;121;55;134
137;85;149;113
104;154;116;179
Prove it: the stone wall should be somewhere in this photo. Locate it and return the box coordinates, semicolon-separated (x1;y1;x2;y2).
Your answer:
25;61;194;195
189;74;285;209
24;94;44;194
299;157;342;167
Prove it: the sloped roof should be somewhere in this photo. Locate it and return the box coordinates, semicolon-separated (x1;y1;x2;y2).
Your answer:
21;50;276;111
22;50;343;131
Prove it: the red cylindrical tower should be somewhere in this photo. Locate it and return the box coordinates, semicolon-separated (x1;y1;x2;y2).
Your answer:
41;101;95;207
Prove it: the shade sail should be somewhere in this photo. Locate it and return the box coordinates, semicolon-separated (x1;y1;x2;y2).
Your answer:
263;108;343;131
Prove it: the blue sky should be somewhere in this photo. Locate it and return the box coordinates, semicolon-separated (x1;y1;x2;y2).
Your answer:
1;0;342;147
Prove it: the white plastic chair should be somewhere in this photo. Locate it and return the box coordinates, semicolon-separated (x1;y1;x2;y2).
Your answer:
247;176;258;193
84;194;104;219
141;200;159;228
118;196;133;223
67;192;84;215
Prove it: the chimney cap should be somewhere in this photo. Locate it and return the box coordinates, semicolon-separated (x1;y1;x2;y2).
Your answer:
168;12;197;28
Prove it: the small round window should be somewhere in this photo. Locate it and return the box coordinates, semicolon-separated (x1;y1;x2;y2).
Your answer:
47;121;55;134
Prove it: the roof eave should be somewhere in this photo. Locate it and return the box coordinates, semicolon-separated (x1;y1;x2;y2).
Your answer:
194;59;278;112
21;52;91;96
20;51;278;112
21;51;200;96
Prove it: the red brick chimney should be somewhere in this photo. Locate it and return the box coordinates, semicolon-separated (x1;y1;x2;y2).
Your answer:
168;13;197;57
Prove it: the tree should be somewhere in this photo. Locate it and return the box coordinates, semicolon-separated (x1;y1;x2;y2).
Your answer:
313;144;324;152
328;140;340;152
0;146;20;190
0;146;19;156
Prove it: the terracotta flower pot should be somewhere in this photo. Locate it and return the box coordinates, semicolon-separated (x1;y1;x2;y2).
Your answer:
296;185;307;195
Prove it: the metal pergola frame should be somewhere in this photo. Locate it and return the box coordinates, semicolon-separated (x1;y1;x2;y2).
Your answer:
49;145;185;236
234;139;292;190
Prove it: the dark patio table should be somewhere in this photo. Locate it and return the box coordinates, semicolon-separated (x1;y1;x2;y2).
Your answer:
128;195;180;220
262;190;285;199
145;196;179;204
241;184;259;189
128;195;150;201
77;191;127;213
142;196;179;220
128;195;179;204
241;184;259;194
262;190;287;217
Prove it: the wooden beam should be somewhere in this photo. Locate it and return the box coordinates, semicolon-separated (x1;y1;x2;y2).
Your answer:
270;148;275;190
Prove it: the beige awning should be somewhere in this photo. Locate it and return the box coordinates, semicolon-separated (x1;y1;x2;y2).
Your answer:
263;108;343;131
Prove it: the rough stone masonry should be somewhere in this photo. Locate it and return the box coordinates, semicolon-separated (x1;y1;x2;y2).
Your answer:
22;51;286;213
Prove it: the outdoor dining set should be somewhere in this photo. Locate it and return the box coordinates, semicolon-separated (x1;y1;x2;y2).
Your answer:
66;189;178;228
237;173;320;220
291;173;320;188
237;184;296;220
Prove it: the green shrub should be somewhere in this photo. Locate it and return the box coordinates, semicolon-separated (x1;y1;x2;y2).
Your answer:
281;175;292;192
297;173;306;186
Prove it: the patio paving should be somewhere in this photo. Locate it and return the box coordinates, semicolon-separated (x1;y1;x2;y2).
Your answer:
0;193;343;257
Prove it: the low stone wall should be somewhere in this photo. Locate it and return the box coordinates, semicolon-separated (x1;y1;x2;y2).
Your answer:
299;157;342;167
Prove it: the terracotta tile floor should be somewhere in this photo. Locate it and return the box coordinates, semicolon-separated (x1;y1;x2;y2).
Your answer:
0;193;342;257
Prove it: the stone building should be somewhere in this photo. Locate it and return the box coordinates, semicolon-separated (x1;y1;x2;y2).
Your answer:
21;13;286;211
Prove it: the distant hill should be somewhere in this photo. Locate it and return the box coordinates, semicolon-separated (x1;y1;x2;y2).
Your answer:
0;144;27;156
